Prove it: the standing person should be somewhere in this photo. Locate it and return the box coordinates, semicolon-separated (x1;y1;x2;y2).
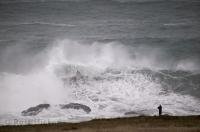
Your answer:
157;105;162;116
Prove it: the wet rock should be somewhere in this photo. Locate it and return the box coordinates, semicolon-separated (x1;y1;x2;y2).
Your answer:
21;104;50;116
124;111;139;115
60;103;91;113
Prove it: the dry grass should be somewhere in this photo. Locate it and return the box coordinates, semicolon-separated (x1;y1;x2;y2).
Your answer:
1;116;200;132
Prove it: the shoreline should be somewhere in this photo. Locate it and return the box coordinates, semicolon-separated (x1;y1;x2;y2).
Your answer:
1;115;200;132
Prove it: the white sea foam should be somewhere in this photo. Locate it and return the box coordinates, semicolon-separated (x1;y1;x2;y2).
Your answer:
24;22;76;27
0;39;200;125
163;23;187;26
1;22;76;27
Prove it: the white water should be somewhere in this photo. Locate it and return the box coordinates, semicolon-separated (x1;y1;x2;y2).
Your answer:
0;39;200;125
0;22;76;27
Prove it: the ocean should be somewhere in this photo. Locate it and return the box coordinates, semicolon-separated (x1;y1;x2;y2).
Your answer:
0;0;200;125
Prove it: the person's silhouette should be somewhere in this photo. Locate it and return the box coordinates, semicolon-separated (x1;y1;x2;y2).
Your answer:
157;105;162;116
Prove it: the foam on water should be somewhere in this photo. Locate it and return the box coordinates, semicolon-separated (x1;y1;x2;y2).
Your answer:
0;22;76;27
0;39;200;125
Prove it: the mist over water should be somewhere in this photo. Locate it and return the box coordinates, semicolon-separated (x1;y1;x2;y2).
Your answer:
0;0;200;125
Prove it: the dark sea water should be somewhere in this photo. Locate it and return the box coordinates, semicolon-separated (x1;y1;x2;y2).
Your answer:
0;0;200;125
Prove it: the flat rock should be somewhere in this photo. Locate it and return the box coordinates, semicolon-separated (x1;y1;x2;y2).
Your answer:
60;103;91;113
21;104;50;116
124;111;139;115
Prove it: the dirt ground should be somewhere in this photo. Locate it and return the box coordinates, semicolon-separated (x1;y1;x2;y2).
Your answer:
1;116;200;132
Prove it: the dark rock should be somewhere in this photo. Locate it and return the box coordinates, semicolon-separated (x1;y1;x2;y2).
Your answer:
124;111;139;115
21;104;50;116
60;103;91;113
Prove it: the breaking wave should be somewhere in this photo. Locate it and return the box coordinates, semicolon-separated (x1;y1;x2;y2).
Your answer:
0;39;200;125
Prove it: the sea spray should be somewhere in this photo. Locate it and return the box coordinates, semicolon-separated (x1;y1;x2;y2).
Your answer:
0;39;200;125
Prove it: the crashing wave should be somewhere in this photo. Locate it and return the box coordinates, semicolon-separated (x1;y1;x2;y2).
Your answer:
0;39;200;125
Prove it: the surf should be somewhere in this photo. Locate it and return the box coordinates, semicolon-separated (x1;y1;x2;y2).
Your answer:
0;39;200;125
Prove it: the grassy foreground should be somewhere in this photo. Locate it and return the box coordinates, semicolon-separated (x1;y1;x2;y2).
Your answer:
0;116;200;132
